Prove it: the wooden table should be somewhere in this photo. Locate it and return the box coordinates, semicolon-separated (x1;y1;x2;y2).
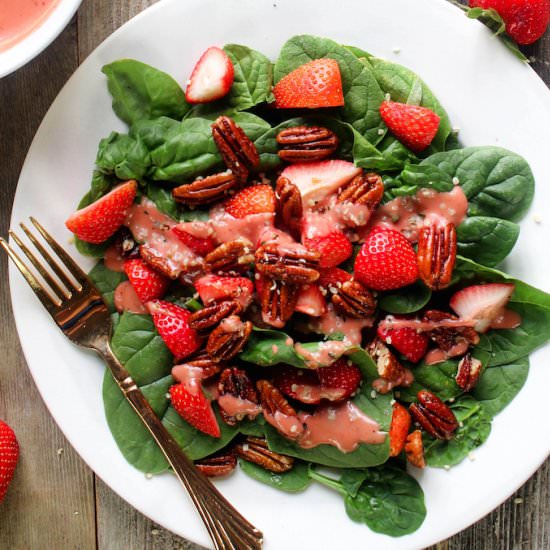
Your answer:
0;1;548;548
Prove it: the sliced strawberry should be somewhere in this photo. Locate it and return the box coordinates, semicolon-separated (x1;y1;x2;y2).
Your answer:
304;230;352;268
449;283;515;332
273;58;344;109
316;359;362;401
377;320;429;363
65;180;137;244
171;226;216;256
389;402;412;457
379;101;440;153
318;267;352;293
295;284;327;317
273;366;322;404
0;420;19;503
169;383;221;437
354;226;418;291
146;300;202;360
224;185;276;219
281;160;361;205
194;274;254;309
185;46;234;104
124;259;170;303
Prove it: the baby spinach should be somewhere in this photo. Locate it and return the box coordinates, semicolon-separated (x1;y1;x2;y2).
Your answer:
239;459;312;493
88;261;126;313
379;281;432;314
102;59;189;125
130;116;180;149
96;132;151;181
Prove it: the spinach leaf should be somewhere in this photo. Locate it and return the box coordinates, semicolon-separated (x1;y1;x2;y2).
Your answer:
96;132;151;181
273;35;386;145
88;261;127;312
145;183;180;219
102;59;189;125
130;116;180;149
239;459;312;493
74;236;113;258
379;281;432;314
456;216;519;267
383;161;454;200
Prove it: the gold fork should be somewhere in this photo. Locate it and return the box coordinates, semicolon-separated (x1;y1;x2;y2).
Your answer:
0;218;263;550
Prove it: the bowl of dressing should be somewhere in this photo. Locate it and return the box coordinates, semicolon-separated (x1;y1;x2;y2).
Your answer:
0;0;83;78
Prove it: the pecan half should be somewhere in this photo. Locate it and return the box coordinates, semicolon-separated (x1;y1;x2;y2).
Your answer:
337;172;384;208
423;310;479;357
172;171;238;206
189;300;242;333
139;243;196;280
255;242;320;285
194;452;237;477
405;430;426;469
409;390;458;440
234;437;294;473
417;222;457;291
455;353;482;392
179;350;223;378
218;367;259;426
259;277;299;328
257;380;297;417
368;338;406;383
211;116;260;182
206;315;252;362
276;126;338;163
275;176;303;241
205;239;254;274
332;279;377;319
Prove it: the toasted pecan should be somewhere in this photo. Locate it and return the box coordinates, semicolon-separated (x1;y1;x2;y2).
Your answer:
409;390;458;440
206;315;253;362
189;300;242;333
332;279;377;319
275;176;303;240
205;239;255;274
234;436;294;473
417;222;457;290
172;171;238;206
276;126;338;163
337;172;384;208
259;277;299;328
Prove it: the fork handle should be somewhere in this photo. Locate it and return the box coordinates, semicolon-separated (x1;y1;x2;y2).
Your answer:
99;346;263;550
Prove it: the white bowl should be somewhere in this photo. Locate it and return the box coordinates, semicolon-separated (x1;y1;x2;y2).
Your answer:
0;0;83;78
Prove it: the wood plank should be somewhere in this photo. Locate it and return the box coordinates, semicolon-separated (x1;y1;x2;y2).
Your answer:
0;17;97;550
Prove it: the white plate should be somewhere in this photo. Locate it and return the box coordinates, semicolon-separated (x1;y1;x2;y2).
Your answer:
9;0;550;548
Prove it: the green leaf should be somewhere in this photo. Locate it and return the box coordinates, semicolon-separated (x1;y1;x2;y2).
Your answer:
401;360;463;403
96;132;151;181
102;59;189;125
74;236;112;258
130;116;180;149
88;261;127;312
239;459;312;493
379;281;432;314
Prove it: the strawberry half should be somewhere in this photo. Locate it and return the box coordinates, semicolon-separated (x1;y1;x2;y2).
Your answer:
124;259;170;303
295;284;327;317
304;230;352;268
317;359;363;401
194;274;254;310
449;283;515;332
379;101;440;153
169;383;221;437
65;180;137;244
146;300;202;360
377;319;429;363
0;419;19;503
273;58;344;109
171;226;216;256
354;226;418;291
185;46;234;104
389;402;412;457
224;185;276;219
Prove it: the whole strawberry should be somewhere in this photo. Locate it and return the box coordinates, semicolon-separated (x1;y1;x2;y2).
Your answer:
354;226;418;291
0;420;19;503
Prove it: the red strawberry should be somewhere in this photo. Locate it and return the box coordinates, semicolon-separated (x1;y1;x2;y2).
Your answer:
224;185;276;219
377;321;429;363
281;160;361;205
449;283;516;332
295;284;327;317
124;259;170;303
273;58;344;109
194;274;254;309
171;226;216;256
0;420;19;503
317;359;363;401
318;267;352;293
65;180;137;244
169;383;221;437
304;230;352;268
273;366;322;404
389;403;412;457
146;300;201;359
354;226;418;291
379;101;440;153
185;46;234;104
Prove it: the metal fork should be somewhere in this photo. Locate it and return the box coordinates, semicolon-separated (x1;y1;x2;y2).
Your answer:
0;218;263;550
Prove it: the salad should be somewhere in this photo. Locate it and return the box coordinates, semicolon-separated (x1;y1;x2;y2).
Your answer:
64;35;550;537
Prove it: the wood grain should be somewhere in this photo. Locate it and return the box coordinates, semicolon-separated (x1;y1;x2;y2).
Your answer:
0;0;547;549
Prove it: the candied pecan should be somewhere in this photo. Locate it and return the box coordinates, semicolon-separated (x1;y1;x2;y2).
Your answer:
417;222;457;290
275;176;303;240
332;279;377;319
140;243;195;279
405;430;426;468
409;390;458;440
423;309;479;357
189;300;242;333
455;353;483;392
179;350;223;378
255;242;320;285
206;315;253;362
337;172;384;208
259;277;299;328
194;452;237;477
172;171;238;206
113;227;140;259
276;126;338;163
204;239;254;274
211;116;260;182
367;338;406;383
256;379;297;417
218;367;259;426
233;436;294;473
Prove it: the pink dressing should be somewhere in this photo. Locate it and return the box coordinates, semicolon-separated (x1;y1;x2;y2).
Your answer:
294;340;350;369
208;205;275;245
490;308;522;330
263;410;305;439
308;304;372;346
104;245;126;273
378;316;476;333
297;401;385;452
113;281;147;315
217;394;261;419
171;364;205;395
